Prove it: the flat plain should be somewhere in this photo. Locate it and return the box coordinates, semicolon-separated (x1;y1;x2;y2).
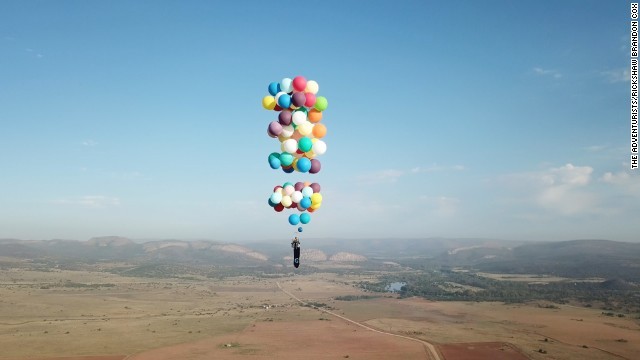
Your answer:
0;267;638;360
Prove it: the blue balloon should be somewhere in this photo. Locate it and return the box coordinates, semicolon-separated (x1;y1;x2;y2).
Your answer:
298;227;303;232
288;214;300;225
300;213;311;224
297;157;311;173
277;94;291;108
268;82;281;96
268;198;277;207
268;157;281;169
300;197;311;209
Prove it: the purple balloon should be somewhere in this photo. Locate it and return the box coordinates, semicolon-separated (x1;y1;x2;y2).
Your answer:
268;121;283;137
294;182;304;191
278;110;292;126
309;159;321;174
310;182;321;193
291;92;306;107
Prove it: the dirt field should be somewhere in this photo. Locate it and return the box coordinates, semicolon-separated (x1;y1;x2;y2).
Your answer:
1;269;638;360
438;342;529;360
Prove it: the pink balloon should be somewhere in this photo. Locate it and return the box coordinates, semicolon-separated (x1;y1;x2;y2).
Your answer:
293;76;307;92
304;93;316;107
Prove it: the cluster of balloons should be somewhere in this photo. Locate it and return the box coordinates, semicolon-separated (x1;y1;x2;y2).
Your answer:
263;76;328;174
268;181;322;232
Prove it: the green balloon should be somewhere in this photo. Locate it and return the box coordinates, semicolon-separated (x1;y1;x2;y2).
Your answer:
314;96;328;111
280;153;294;167
298;137;313;152
295;107;308;114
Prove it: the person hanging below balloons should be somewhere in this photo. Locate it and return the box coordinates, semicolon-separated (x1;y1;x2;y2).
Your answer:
291;236;301;268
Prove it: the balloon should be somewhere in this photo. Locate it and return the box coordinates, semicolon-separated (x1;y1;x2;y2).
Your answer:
268;198;277;207
301;186;313;197
310;183;321;193
268;82;281;96
305;80;319;94
298;227;303;232
292;111;306;125
312;123;326;138
268;153;281;169
300;197;311;209
291;191;303;203
291;92;306;107
309;159;321;173
280;152;294;166
304;93;316;108
281;195;292;208
310;193;323;205
292;76;307;92
297;121;313;137
274;203;284;212
307;207;315;213
283;139;298;154
310;202;321;210
298;137;313;152
273;185;283;192
283;184;295;195
270;192;283;204
280;125;294;138
277;93;291;108
314;96;328;111
308;109;322;123
278;110;292;126
262;96;276;110
280;78;293;93
283;166;294;173
312;140;327;155
288;214;300;225
297;157;311;173
268;121;283;137
300;213;311;224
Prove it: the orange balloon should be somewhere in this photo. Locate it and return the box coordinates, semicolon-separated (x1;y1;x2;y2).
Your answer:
307;207;315;213
312;123;327;138
308;109;323;123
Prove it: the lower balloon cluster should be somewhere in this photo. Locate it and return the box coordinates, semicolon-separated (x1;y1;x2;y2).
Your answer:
268;181;322;230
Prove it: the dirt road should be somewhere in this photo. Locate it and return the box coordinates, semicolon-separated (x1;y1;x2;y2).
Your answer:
276;281;442;360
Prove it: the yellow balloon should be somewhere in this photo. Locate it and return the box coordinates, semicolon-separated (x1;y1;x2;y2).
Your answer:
262;96;276;110
292;158;299;171
311;193;323;204
281;195;292;207
311;202;321;210
305;150;315;158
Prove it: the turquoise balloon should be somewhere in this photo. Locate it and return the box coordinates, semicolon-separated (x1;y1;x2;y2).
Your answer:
268;152;281;169
298;137;312;152
282;181;294;188
280;152;294;166
300;213;311;224
297;157;311;173
300;197;311;209
288;214;300;225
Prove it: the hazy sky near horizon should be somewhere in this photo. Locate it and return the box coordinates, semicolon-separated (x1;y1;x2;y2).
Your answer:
1;1;638;243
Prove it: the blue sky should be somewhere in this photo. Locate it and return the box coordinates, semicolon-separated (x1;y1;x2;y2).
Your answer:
1;1;638;242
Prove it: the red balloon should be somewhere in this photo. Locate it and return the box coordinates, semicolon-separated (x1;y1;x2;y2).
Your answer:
292;76;307;92
304;93;316;107
273;185;282;192
274;104;282;111
274;203;284;212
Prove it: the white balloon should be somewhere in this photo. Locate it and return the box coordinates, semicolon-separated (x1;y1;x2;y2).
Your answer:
283;185;295;196
305;80;319;94
283;139;298;154
281;125;294;138
270;192;283;204
298;121;313;136
291;191;303;203
313;140;327;155
281;195;292;207
275;91;286;102
280;78;293;93
292;111;306;125
302;186;313;197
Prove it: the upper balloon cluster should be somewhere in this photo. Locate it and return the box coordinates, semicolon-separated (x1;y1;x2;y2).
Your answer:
262;76;328;174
